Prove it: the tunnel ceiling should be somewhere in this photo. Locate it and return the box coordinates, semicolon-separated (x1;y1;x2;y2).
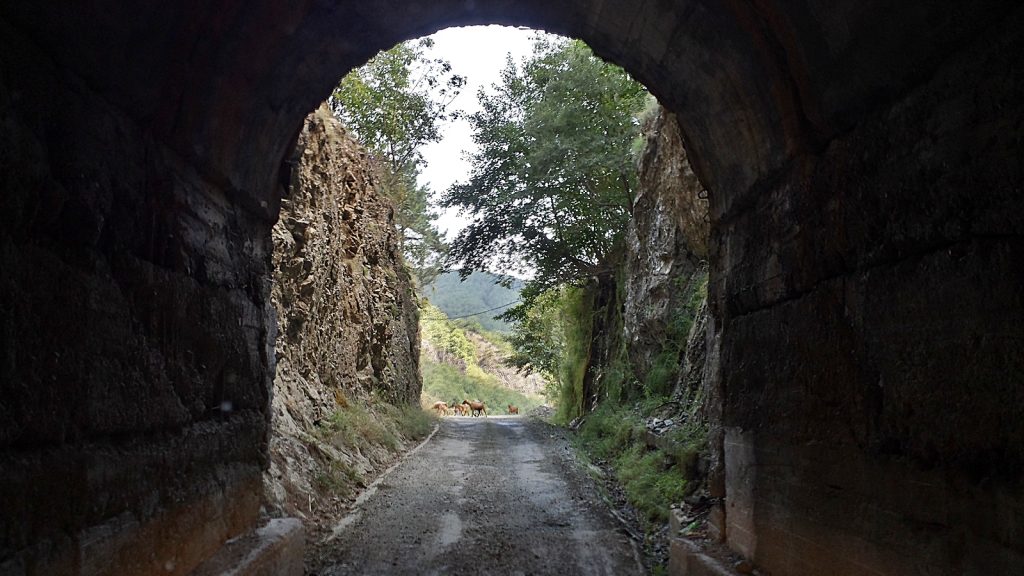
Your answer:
1;0;1014;220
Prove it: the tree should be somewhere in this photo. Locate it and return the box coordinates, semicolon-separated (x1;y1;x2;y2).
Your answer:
441;38;649;312
330;39;464;284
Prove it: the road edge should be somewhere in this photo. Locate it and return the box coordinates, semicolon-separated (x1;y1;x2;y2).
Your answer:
321;421;442;544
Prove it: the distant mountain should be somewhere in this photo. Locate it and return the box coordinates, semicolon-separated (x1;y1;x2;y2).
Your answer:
422;271;523;332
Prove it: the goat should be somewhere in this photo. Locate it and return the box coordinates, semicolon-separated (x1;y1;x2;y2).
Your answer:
462;399;487;417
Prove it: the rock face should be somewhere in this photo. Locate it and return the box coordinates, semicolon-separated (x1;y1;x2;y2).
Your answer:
264;106;421;520
624;108;710;403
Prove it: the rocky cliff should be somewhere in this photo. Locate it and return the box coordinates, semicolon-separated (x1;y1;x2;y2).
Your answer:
624;107;710;406
264;106;422;527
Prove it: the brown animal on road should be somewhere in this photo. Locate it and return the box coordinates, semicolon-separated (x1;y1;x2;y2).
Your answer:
508;405;519;415
450;402;469;416
431;401;449;416
462;399;487;417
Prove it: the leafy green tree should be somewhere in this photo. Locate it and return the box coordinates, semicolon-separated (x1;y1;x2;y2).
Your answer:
330;39;464;284
441;39;649;311
505;288;567;384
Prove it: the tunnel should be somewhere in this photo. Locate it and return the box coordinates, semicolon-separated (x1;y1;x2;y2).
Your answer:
0;1;1021;574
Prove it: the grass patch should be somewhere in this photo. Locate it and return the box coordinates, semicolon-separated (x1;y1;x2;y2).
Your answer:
320;399;436;456
576;400;706;525
578;402;642;458
614;446;688;522
421;358;542;414
387;402;435;441
314;459;364;498
313;398;437;500
322;401;401;452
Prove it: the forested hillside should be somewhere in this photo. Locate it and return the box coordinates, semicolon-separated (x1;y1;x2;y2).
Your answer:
419;303;544;413
421;271;522;332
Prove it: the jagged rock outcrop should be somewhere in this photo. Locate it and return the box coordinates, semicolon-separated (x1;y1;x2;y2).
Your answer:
263;106;421;523
623;107;710;403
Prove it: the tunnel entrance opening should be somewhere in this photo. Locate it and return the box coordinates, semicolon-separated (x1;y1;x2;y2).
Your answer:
1;2;1022;575
265;26;678;569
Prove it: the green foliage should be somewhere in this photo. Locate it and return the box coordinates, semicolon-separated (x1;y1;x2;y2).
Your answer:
614;446;689;522
506;288;570;385
499;285;597;423
577;402;642;458
442;38;649;305
554;287;595;423
331;39;464;284
576;401;705;525
422;271;523;333
420;302;476;364
421;359;541;415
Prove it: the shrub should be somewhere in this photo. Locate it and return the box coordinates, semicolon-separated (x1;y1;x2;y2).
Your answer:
576;400;706;526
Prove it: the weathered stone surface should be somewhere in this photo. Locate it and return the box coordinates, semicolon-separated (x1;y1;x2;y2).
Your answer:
264;106;421;523
667;537;736;576
624;106;710;410
272;106;420;407
635;109;709;260
0;17;272;575
712;7;1024;575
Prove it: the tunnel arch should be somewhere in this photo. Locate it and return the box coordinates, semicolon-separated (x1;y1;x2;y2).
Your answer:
1;1;1022;575
4;0;982;220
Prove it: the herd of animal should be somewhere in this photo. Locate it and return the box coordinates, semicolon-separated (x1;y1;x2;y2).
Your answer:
430;400;520;417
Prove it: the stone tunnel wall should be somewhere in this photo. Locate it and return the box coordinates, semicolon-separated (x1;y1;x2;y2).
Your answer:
711;8;1024;575
0;19;274;576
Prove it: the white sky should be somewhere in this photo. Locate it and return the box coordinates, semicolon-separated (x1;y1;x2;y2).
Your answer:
415;26;545;240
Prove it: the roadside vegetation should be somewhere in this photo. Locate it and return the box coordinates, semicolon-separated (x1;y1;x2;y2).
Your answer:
335;30;710;550
313;397;436;498
419;302;543;414
576;400;706;524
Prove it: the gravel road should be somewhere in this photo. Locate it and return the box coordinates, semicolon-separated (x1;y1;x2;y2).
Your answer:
315;416;645;575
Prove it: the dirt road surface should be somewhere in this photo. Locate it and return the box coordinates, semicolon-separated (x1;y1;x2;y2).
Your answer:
316;416;645;575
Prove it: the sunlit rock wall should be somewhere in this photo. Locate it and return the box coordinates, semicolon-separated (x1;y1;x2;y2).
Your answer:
265;106;421;520
624;107;709;397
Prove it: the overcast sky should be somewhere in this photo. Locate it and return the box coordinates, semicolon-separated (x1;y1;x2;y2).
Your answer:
414;25;547;240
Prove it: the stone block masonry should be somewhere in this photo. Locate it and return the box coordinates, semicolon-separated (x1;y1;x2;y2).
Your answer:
711;6;1024;575
0;18;274;575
